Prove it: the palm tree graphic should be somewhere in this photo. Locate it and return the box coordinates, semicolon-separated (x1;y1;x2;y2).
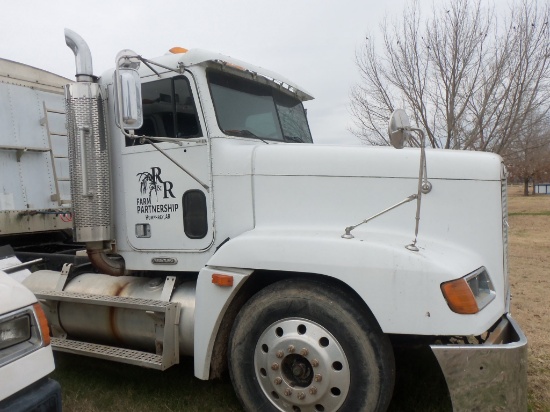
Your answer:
136;171;162;201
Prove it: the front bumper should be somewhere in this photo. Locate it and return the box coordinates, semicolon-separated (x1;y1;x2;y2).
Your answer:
0;377;61;412
431;314;527;412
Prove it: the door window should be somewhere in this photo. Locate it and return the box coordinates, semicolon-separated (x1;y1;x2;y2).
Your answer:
129;77;201;145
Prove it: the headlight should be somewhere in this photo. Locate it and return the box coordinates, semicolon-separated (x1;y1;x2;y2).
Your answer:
0;315;31;350
0;304;50;367
441;267;496;314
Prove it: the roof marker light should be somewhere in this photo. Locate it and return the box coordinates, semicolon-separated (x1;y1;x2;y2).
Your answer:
214;59;246;72
169;47;188;54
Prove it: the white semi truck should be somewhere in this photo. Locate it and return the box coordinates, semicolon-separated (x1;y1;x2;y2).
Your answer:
3;29;527;411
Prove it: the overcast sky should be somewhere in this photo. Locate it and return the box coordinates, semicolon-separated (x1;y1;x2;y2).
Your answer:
0;0;503;145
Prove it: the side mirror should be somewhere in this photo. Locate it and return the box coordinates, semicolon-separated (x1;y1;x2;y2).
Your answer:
387;109;411;149
116;68;143;129
115;50;143;130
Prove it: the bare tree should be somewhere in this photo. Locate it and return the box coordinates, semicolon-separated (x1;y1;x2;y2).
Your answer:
505;115;550;195
350;0;550;155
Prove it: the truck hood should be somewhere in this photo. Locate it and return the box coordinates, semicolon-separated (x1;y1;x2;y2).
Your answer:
250;144;503;181
0;262;36;312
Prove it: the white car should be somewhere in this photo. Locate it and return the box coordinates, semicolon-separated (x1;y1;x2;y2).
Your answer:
0;252;61;411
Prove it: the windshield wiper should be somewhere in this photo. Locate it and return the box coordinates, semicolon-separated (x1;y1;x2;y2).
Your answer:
284;135;303;143
225;129;269;144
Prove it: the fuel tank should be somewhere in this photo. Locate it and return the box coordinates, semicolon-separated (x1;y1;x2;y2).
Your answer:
23;271;195;356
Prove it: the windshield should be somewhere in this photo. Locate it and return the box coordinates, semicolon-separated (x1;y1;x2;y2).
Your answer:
207;70;313;143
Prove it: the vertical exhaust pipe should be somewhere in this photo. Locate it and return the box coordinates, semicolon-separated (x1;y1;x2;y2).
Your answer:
64;29;128;276
65;28;94;82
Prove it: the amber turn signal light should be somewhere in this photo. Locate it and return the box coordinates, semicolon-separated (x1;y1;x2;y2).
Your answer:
212;274;234;287
440;278;479;314
33;303;51;346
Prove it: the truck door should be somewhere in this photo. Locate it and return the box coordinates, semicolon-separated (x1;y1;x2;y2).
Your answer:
121;75;213;251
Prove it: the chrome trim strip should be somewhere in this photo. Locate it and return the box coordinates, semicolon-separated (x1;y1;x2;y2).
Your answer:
501;172;511;312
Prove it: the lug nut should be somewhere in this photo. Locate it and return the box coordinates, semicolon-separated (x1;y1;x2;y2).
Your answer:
300;348;309;356
309;386;318;395
311;359;319;367
314;374;323;382
271;362;279;370
288;345;295;353
297;392;306;400
274;377;283;385
284;388;293;397
276;350;284;358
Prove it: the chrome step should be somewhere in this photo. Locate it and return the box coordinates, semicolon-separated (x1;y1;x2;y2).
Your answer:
51;338;165;369
35;290;177;312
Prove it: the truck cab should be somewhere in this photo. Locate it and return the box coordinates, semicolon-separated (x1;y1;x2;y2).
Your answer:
101;49;314;269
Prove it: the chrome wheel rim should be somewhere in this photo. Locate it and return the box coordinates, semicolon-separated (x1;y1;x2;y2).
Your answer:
254;318;350;412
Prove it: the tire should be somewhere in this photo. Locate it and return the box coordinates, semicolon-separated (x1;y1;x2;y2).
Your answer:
228;278;395;412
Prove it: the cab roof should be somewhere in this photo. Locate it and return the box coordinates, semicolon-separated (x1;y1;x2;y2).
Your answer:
137;49;314;102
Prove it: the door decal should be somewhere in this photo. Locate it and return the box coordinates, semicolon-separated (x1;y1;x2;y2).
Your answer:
136;166;179;221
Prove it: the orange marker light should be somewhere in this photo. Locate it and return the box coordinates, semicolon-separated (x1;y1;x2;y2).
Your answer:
33;303;51;346
212;274;234;287
223;61;246;71
169;47;188;54
440;278;479;314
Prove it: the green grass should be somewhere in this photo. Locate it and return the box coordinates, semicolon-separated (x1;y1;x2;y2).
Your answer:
509;211;550;216
51;353;241;411
51;346;451;411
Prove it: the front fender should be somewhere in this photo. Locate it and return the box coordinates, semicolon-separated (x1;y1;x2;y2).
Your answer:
194;266;253;380
207;227;505;336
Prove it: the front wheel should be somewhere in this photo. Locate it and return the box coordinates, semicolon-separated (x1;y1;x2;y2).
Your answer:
228;278;395;412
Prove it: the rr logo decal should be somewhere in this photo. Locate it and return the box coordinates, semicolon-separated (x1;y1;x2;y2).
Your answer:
137;167;175;200
136;167;179;220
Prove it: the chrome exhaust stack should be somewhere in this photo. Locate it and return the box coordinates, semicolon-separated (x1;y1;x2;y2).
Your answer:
65;29;94;83
64;29;125;275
